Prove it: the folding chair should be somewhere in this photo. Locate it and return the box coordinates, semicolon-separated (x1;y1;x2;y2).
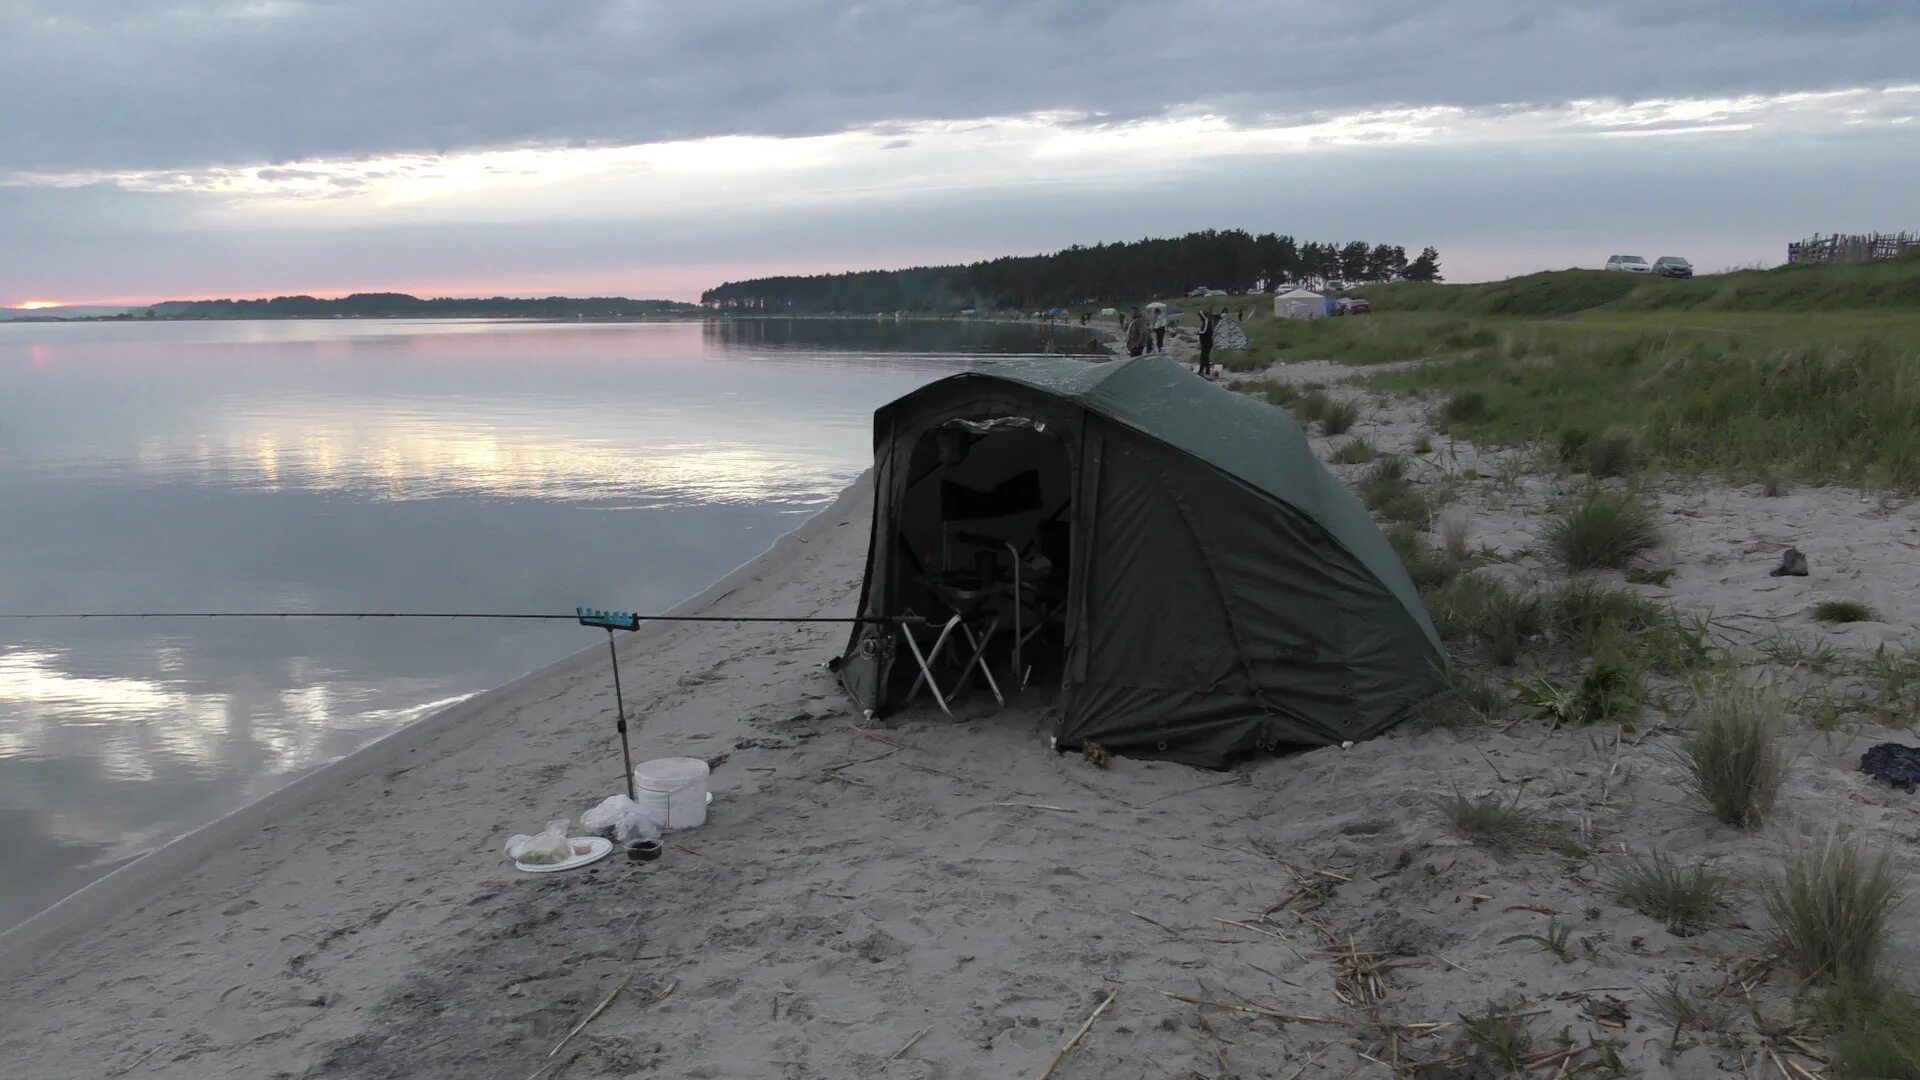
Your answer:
898;612;1004;714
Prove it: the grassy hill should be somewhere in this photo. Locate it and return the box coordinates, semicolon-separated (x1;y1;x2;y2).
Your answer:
1351;253;1920;317
1199;257;1920;489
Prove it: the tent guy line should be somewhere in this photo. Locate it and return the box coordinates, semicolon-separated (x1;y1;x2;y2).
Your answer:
0;611;923;624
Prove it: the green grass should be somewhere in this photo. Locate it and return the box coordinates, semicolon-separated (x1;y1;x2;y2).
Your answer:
1356;255;1920;317
1509;654;1645;727
1548;580;1663;651
1542;488;1661;570
1604;850;1735;933
1240;380;1299;408
1425;575;1544;665
1442;390;1487;423
1359;455;1430;525
1679;683;1786;828
1643;977;1736;1052
1457;997;1538;1069
1291;389;1331;423
1384;524;1456;592
1765;832;1901;986
1320;398;1362;435
1329;437;1376;464
1584;426;1645;478
1814;600;1878;625
1361;268;1641;316
1816;978;1920;1080
1438;790;1537;852
1371;312;1920;490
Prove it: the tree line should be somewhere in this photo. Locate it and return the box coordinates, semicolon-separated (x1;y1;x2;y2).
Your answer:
146;293;700;319
701;230;1442;313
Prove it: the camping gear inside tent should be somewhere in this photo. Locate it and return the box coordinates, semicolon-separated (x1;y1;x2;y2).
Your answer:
831;355;1447;766
1274;287;1328;320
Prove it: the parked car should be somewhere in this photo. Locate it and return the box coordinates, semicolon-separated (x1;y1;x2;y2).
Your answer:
1343;297;1373;315
1605;254;1652;274
1653;256;1693;279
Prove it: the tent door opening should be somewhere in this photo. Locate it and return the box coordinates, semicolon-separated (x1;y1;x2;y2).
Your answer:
889;420;1073;706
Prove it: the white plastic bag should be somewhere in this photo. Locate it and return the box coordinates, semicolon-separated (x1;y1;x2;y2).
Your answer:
581;795;632;832
582;794;664;843
613;806;662;844
504;818;573;865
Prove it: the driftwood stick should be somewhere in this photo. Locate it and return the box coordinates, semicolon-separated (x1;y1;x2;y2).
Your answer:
885;1025;932;1063
1160;992;1337;1026
1214;917;1287;940
547;974;633;1059
1034;987;1119;1080
1130;910;1183;936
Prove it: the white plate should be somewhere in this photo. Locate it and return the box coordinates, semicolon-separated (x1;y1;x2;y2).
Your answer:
515;835;613;874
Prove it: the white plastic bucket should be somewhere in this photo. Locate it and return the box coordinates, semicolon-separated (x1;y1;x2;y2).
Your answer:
633;757;710;830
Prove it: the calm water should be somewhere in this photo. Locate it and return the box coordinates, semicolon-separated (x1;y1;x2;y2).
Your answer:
0;317;1088;931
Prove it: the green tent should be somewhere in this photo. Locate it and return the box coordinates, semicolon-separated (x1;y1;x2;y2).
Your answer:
834;354;1446;766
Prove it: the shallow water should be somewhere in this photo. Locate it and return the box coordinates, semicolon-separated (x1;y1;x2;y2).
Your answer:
0;316;1088;931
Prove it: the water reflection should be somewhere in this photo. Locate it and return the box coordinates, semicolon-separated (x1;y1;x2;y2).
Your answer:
0;317;1079;930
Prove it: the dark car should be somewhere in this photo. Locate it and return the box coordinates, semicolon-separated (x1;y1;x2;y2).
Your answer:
1653;256;1693;279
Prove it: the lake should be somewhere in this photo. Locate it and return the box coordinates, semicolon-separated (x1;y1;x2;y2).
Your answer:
0;316;1093;931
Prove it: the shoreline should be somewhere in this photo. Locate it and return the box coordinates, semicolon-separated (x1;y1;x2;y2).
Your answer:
0;476;875;970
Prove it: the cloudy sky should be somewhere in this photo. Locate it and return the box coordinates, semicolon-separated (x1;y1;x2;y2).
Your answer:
3;0;1916;306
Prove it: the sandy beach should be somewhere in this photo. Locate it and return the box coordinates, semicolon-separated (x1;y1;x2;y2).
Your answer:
5;344;1920;1079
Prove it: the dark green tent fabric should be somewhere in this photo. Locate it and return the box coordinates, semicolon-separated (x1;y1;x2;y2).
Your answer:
835;354;1447;766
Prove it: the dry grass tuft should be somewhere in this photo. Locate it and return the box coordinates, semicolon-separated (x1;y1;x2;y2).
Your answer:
1764;830;1901;986
1543;487;1661;571
1678;683;1786;828
1437;790;1537;853
1604;850;1735;933
1813;599;1878;624
1320;398;1363;435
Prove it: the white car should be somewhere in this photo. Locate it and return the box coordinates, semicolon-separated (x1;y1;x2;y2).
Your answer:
1605;254;1652;274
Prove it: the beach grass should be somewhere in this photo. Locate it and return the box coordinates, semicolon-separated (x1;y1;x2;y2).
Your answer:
1813;600;1878;625
1679;683;1785;828
1604;850;1735;932
1542;488;1661;570
1439;790;1537;852
1764;832;1901;986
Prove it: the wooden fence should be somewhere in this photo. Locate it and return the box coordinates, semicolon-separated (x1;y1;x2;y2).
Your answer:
1787;231;1920;265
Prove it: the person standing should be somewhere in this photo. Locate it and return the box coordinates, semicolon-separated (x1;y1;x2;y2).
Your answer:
1124;305;1149;357
1196;307;1217;377
1151;307;1167;352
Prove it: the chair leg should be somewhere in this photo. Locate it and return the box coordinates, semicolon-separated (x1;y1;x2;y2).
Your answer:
955;620;1004;707
900;615;960;716
1005;542;1022;689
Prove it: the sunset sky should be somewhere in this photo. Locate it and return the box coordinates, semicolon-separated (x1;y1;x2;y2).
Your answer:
3;1;1916;307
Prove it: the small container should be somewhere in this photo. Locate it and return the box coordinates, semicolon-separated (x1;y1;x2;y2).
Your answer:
627;839;662;863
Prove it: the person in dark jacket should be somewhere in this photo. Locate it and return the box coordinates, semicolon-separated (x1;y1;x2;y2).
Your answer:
1124;306;1149;357
1195;307;1217;376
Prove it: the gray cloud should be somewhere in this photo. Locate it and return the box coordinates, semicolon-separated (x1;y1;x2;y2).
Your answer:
7;122;1914;301
4;0;1916;173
